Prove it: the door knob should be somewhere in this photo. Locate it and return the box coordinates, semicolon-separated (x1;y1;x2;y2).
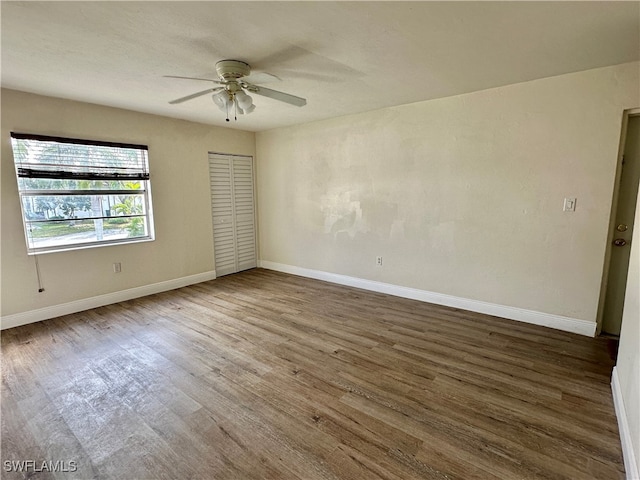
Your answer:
613;238;627;247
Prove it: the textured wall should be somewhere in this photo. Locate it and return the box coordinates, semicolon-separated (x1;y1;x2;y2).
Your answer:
256;62;639;323
1;89;255;317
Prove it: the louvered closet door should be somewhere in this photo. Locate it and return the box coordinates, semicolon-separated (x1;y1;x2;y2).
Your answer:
232;157;257;272
209;153;256;277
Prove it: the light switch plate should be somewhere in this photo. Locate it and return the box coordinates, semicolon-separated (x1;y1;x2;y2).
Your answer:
563;197;576;212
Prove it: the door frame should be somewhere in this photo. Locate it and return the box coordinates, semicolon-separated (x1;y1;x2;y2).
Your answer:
208;151;259;276
596;108;640;335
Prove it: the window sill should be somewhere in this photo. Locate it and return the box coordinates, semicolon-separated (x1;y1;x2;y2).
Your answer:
27;235;155;255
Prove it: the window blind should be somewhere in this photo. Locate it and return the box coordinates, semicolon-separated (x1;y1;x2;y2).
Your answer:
11;132;149;181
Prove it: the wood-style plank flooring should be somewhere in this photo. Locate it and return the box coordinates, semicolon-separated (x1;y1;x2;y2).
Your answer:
1;268;624;479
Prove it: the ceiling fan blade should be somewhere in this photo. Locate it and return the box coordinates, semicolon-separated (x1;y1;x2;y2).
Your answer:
164;75;223;84
244;84;306;107
243;71;280;84
169;87;223;105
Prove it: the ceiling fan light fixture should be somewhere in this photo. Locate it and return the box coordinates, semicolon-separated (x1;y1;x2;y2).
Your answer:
236;91;255;113
212;91;228;109
168;59;306;121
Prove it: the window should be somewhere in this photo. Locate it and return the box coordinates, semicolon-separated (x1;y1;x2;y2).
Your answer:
10;133;155;254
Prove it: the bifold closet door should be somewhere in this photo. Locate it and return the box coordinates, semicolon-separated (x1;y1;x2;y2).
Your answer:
209;153;257;277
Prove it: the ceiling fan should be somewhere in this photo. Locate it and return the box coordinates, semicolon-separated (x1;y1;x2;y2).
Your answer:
166;60;306;122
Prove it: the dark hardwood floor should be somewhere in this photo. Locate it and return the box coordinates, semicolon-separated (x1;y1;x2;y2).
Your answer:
1;268;624;479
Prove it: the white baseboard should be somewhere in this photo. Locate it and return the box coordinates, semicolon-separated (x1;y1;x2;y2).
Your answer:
612;367;640;480
3;261;597;337
259;261;596;337
0;271;216;330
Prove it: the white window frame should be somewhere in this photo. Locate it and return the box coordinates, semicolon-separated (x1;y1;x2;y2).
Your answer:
10;132;155;255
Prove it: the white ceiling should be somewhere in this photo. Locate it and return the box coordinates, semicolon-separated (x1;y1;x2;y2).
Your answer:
2;2;639;132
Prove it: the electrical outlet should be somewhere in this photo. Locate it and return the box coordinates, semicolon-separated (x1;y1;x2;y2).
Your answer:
376;256;383;266
113;262;121;273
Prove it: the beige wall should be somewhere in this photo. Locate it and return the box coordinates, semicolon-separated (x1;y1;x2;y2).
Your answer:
617;160;640;474
1;89;255;318
256;62;639;324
